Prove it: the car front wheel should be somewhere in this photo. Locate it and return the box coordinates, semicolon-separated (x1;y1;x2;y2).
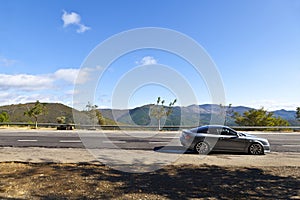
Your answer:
249;143;264;155
195;141;210;154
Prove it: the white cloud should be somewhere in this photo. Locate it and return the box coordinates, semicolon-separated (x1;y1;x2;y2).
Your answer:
62;10;91;33
0;68;85;92
54;68;79;84
0;74;53;91
77;24;91;33
0;67;104;106
136;56;158;65
0;92;12;102
0;56;17;67
53;67;98;85
53;67;99;85
62;11;81;26
0;93;65;106
75;65;104;84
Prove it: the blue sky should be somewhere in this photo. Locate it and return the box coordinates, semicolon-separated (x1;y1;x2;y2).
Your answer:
0;0;299;111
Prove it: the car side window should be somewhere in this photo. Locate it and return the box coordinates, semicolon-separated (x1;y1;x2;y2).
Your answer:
221;128;237;136
229;129;237;136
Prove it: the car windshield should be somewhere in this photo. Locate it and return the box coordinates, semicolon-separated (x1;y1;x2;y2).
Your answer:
190;126;208;133
198;126;208;133
190;128;198;133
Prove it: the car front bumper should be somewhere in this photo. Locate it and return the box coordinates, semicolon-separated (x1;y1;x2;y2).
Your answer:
263;145;271;153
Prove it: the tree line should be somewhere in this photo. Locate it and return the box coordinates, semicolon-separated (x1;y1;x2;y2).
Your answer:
1;100;300;129
232;107;289;127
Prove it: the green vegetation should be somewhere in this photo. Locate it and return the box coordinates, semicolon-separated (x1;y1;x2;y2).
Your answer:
85;102;106;126
233;107;290;128
56;116;66;124
150;97;177;130
0;103;69;124
296;107;300;121
108;104;297;128
24;100;48;129
0;111;10;123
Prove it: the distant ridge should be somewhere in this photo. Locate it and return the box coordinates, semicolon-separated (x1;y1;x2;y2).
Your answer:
0;103;298;126
99;104;299;126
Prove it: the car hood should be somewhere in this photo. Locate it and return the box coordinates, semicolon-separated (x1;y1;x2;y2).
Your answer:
241;133;269;143
242;133;257;138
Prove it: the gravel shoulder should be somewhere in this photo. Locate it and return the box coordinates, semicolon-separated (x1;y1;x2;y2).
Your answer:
0;147;299;167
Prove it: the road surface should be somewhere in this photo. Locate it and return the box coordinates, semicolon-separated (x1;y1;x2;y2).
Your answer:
0;129;299;152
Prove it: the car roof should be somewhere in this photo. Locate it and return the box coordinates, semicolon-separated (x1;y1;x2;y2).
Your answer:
198;125;230;129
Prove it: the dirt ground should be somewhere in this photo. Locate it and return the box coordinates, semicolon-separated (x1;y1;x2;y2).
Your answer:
0;162;299;200
0;128;299;199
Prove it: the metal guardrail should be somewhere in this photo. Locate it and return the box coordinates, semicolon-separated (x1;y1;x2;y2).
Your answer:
231;126;300;130
0;122;63;127
1;122;300;131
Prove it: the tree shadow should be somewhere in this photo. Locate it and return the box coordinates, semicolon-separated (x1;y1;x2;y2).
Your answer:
1;162;299;199
154;145;249;155
154;145;194;154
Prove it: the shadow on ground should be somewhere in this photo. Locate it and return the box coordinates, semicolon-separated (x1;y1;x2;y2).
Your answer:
153;146;194;154
0;162;299;199
154;146;250;155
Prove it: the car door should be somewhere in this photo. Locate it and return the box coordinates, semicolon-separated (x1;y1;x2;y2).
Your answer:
214;127;246;152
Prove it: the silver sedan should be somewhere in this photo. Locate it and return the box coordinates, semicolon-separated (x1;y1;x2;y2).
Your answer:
180;125;270;155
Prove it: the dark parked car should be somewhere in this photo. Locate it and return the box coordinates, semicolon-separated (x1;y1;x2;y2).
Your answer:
180;125;270;155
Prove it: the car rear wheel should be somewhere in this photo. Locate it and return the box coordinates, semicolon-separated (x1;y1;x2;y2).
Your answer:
195;141;210;154
249;143;264;155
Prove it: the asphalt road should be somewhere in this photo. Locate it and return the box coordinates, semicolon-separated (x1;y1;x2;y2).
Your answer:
0;130;299;153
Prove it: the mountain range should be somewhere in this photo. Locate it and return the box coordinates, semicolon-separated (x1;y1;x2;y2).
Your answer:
100;104;299;126
0;103;298;126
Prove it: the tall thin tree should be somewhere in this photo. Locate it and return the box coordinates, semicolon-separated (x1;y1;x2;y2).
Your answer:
24;100;47;129
150;97;177;130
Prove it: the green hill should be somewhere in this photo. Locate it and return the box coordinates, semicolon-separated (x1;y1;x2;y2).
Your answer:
0;102;117;125
0;103;74;123
1;102;298;127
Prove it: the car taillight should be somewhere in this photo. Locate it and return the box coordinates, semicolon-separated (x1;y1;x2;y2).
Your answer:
184;134;192;140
